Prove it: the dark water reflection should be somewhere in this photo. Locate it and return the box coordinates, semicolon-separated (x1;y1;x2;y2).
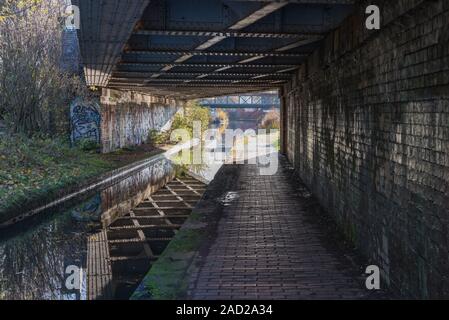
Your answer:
0;197;98;300
0;156;174;300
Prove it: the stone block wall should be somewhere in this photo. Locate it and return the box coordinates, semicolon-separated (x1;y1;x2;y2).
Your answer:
100;89;184;153
282;0;449;298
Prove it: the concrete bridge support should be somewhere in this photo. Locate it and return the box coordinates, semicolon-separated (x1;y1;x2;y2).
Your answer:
281;1;449;299
99;89;184;153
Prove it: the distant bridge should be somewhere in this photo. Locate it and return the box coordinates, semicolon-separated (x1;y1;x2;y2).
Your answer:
198;94;280;109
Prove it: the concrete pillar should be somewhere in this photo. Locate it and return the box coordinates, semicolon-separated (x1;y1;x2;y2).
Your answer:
99;88;183;153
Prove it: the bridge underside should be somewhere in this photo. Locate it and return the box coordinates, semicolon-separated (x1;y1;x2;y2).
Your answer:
73;0;355;99
74;0;449;300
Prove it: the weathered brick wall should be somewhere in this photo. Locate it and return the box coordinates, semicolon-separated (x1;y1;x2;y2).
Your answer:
282;0;449;298
100;89;183;153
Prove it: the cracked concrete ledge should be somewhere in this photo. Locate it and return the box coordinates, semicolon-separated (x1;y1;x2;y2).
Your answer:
131;165;242;300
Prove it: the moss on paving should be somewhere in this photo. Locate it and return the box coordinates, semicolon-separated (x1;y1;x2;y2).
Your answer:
131;219;206;300
132;165;240;300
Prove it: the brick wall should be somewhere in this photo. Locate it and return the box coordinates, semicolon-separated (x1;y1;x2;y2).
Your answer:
282;0;449;298
100;89;183;153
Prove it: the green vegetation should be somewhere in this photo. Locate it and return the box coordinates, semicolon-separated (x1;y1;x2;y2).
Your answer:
132;228;204;300
0;0;90;136
147;101;211;146
259;109;281;130
77;138;101;152
0;134;115;223
273;134;281;151
216;108;229;125
148;129;170;146
171;101;211;138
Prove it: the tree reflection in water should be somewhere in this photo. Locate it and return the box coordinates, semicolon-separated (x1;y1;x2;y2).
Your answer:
0;196;100;300
0;156;174;300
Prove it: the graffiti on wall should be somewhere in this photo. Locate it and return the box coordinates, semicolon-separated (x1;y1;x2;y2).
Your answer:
70;99;101;144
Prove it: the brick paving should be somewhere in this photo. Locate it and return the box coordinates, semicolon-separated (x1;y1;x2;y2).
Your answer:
187;159;380;300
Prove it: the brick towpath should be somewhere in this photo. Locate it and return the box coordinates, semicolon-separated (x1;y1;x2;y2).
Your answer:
186;158;383;300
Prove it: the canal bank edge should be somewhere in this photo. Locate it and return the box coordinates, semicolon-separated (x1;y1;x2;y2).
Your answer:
131;165;241;300
0;141;197;229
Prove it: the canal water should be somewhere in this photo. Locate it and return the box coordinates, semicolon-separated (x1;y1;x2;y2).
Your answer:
0;114;270;300
0;156;176;300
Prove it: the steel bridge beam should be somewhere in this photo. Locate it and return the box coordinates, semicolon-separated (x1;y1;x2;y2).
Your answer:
72;0;150;87
230;0;354;3
133;30;325;39
111;71;292;78
74;0;355;97
124;50;307;58
148;1;290;79
109;78;287;84
109;83;279;88
201;104;278;109
117;62;298;69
